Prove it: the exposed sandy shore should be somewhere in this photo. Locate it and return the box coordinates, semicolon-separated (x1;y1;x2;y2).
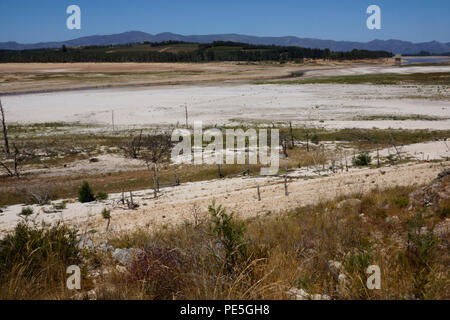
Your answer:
1;160;447;235
3;81;449;130
297;65;450;78
0;63;449;235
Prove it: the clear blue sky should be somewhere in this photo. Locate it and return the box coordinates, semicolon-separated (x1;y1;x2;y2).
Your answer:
0;0;449;43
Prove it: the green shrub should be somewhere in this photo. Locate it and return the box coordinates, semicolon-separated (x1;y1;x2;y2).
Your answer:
209;202;247;272
346;240;374;274
96;192;109;201
403;212;438;299
78;181;95;203
310;134;320;145
19;207;34;217
101;208;111;231
394;196;409;208
352;152;372;166
101;208;111;220
0;222;80;282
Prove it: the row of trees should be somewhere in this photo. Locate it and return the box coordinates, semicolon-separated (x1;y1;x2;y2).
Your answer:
0;41;392;63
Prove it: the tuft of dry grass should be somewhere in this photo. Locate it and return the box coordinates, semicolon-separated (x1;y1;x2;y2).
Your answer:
0;222;81;300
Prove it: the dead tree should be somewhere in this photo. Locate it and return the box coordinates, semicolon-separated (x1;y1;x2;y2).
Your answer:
322;144;326;171
245;150;251;176
0;161;14;177
289;122;295;148
106;216;111;232
121;130;143;159
111;110;115;132
0;98;10;156
26;184;53;204
152;163;159;196
0;144;19;177
310;153;321;175
344;151;349;172
174;168;180;186
185;104;189;128
257;185;261;201
280;133;289;158
306;131;310;152
217;164;224;178
302;107;318;153
141;133;173;198
443;140;450;153
388;131;402;161
284;166;289;196
376;148;380;168
126;191;138;209
284;174;289;196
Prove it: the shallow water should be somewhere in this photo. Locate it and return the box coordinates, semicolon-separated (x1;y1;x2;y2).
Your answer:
403;57;450;65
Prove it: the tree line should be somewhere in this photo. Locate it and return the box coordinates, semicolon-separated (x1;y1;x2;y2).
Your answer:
0;41;393;63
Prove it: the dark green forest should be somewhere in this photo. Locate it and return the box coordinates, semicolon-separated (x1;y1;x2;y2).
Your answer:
0;41;393;63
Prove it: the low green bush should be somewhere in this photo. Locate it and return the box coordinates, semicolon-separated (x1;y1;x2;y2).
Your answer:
0;222;80;281
78;181;95;203
209;202;247;272
353;152;372;166
96;192;109;201
19;207;34;217
394;196;409;208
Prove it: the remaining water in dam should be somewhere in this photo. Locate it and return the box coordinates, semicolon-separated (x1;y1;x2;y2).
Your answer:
403;57;450;65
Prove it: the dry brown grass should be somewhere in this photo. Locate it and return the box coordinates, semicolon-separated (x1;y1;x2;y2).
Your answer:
0;162;261;206
75;185;449;300
1;182;448;300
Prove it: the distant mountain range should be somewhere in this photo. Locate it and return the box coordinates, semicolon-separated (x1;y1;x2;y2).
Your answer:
1;31;449;54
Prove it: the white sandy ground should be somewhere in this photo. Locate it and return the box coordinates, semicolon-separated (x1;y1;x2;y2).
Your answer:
300;65;450;78
1;160;448;236
26;154;148;177
2;78;450;130
374;141;450;161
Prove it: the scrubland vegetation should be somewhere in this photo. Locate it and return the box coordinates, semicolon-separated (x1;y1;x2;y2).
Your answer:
0;181;448;300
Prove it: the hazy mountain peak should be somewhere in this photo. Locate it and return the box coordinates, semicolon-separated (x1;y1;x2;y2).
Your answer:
1;31;449;54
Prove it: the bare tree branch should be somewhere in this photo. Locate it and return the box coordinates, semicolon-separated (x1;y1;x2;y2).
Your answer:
121;130;143;159
0;97;10;156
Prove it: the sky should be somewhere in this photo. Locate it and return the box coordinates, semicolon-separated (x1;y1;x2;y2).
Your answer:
0;0;449;44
